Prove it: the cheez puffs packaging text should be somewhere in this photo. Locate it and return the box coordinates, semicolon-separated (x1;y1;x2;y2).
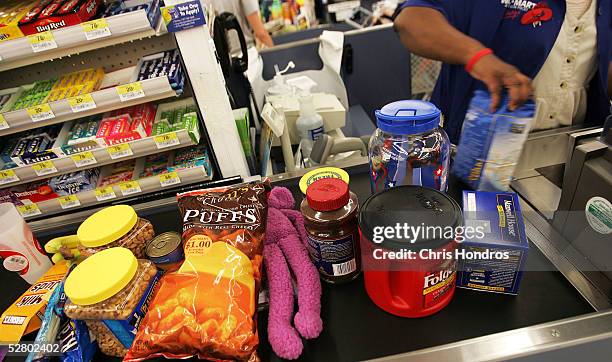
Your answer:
125;181;270;361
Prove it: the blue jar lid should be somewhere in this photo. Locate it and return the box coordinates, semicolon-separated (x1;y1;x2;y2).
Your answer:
375;100;441;135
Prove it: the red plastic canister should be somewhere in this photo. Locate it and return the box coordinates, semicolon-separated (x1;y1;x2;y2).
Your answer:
359;186;462;318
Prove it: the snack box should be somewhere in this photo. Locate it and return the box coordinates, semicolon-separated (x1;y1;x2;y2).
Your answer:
10;125;63;166
0;263;69;343
136;49;184;91
10;180;59;204
18;0;102;35
456;191;529;295
97;159;136;187
452;90;535;191
0;1;37;42
49;168;99;195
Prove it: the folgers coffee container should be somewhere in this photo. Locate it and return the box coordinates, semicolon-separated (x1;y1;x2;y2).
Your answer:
301;178;361;283
359;186;462;317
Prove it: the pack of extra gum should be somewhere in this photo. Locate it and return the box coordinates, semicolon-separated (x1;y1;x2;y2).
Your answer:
151;102;200;143
137;49;185;92
452;90;535;191
0;262;69;343
103;0;161;27
97;103;156;145
457;191;529;295
8;124;62;166
18;0;102;35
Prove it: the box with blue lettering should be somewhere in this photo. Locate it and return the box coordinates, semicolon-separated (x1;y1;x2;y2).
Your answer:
456;191;529;295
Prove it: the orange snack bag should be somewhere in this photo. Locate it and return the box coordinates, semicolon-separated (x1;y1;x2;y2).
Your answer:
125;182;269;361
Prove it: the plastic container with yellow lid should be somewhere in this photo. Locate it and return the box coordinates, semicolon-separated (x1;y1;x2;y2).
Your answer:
77;205;155;259
64;247;160;357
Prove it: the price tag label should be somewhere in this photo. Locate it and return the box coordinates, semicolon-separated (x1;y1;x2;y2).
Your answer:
0;113;9;130
31;160;57;176
107;143;133;160
95;186;116;201
159;171;181;188
0;169;19;185
59;195;81;210
17;203;42;218
116;82;145;102
81;18;111;40
28;31;58;53
71;151;97;167
27;104;55;122
154;132;180;149
119;181;141;196
68;94;96;113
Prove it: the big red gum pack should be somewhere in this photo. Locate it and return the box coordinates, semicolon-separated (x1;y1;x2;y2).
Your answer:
18;0;101;35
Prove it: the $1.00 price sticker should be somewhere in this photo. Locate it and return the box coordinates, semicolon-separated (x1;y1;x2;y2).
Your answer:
107;143;133;159
94;186;116;201
81;18;111;40
0;169;19;185
116;82;145;102
68;94;96;113
27;104;55;122
71;151;97;167
0;113;9;130
59;195;81;209
159;171;180;187
154;132;180;149
28;31;58;53
31;160;57;177
119;181;141;196
17;204;42;218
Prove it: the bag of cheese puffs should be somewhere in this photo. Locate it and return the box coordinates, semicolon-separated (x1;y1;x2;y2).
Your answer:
124;182;269;361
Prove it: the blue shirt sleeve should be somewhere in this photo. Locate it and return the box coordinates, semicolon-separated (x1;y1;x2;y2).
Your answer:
400;0;450;19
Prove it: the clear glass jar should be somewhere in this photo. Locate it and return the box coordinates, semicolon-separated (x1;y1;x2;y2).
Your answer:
369;100;451;194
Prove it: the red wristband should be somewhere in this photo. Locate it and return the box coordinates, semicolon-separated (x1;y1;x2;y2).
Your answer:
465;48;494;73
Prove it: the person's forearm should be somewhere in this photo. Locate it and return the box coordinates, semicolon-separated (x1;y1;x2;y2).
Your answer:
394;7;484;65
247;12;274;48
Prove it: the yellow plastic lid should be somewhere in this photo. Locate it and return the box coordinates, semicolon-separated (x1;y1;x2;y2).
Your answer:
299;167;350;194
64;247;137;306
77;205;138;248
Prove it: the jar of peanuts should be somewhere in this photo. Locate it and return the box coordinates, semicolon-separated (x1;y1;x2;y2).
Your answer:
77;205;154;259
64;247;160;357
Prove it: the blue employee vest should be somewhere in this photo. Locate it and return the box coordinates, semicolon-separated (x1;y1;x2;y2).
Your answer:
400;0;611;143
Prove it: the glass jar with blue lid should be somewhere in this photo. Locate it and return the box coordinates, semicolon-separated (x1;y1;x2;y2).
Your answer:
369;100;451;193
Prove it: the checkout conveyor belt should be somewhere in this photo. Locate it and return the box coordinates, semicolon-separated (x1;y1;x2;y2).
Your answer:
0;164;598;361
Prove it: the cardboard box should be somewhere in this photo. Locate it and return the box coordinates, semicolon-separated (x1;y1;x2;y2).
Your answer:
0;1;37;42
0;263;68;342
456;191;529;295
18;0;101;35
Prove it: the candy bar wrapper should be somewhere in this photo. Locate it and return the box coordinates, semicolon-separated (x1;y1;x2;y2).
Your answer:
0;263;69;343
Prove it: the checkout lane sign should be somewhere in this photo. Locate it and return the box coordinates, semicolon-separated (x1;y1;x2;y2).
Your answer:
161;0;206;33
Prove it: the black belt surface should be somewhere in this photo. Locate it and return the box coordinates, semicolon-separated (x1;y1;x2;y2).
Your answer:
0;164;593;361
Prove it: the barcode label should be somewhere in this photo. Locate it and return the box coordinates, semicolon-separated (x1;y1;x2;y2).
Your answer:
3;316;26;325
332;259;357;276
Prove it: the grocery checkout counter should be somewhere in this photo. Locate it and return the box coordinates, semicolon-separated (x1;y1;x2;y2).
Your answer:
2;151;611;361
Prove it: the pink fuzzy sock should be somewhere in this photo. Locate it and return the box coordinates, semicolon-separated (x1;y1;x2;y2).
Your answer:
279;233;323;339
263;243;303;360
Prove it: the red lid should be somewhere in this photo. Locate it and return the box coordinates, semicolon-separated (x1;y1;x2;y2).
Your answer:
306;178;350;211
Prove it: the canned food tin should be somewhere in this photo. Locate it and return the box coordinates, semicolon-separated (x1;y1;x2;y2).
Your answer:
145;232;184;271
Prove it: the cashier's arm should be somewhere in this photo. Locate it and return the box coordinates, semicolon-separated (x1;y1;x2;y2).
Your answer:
394;7;532;111
247;11;274;48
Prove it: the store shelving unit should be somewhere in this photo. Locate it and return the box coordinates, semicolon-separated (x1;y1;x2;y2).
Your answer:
18;165;211;220
0;9;163;72
0;0;249;219
0;129;198;187
0;72;177;136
